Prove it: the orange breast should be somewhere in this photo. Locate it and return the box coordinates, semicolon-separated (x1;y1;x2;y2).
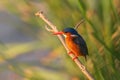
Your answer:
65;37;80;56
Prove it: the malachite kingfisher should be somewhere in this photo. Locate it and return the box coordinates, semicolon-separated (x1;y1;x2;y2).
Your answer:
54;28;88;61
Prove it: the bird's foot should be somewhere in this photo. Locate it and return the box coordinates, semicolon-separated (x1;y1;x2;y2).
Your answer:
68;51;73;55
72;56;78;61
68;51;78;61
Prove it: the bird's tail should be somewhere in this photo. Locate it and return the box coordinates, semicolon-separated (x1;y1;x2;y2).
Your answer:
85;56;87;61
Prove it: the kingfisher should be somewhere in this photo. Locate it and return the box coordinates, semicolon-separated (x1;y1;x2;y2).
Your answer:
54;28;88;61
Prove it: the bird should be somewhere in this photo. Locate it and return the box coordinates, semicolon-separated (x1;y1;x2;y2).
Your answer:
54;28;88;61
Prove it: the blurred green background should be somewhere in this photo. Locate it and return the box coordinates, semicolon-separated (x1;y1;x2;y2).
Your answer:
0;0;120;80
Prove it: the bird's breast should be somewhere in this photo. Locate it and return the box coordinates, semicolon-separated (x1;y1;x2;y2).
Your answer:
65;37;80;56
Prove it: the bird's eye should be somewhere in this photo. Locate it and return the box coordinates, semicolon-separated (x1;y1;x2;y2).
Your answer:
64;32;68;33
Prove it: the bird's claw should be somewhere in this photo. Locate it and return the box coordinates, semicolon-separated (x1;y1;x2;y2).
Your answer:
72;56;78;61
68;51;73;55
68;51;78;61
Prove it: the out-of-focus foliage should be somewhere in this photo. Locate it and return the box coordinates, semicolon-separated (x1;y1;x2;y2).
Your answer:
0;0;120;80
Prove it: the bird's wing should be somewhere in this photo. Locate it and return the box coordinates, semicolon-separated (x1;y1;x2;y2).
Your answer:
72;35;88;55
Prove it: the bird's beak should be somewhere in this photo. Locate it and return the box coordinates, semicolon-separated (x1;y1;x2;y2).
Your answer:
53;31;64;35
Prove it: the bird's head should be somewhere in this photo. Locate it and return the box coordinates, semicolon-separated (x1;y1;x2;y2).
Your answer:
54;28;78;37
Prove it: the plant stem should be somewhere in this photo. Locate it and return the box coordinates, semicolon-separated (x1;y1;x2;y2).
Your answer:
35;11;94;80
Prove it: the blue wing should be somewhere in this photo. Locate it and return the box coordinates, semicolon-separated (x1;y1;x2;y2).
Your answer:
72;35;88;56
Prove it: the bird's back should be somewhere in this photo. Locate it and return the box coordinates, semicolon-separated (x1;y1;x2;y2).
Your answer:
72;34;88;60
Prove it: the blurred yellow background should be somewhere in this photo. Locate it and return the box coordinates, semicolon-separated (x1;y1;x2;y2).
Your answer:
0;0;120;80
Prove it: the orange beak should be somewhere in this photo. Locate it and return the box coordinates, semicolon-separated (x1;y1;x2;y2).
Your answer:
53;31;64;35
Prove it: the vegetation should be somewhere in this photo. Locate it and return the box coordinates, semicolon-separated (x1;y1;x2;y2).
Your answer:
0;0;120;80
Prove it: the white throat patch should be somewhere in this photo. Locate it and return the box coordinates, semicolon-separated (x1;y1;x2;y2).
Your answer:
63;34;67;38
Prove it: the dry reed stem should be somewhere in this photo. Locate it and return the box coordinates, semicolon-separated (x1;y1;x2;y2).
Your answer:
35;11;94;80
